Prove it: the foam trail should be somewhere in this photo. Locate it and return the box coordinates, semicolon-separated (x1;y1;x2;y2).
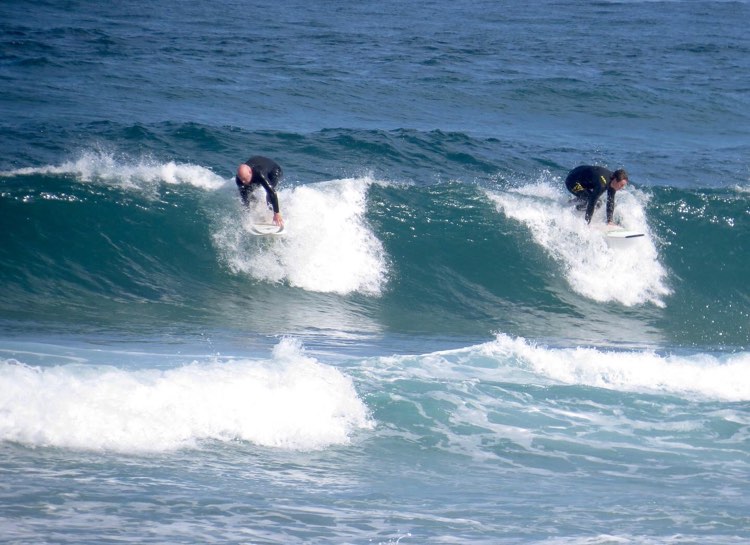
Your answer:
214;177;388;295
486;181;671;307
1;149;225;190
0;338;373;453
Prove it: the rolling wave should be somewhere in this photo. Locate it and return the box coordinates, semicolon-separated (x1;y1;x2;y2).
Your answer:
1;149;748;348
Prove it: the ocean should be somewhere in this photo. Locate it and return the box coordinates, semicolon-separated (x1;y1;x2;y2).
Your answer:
1;0;749;543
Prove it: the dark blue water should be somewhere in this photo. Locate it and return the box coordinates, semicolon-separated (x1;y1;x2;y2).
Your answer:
2;1;749;544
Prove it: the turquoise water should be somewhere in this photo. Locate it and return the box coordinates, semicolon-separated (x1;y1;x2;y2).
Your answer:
2;1;749;544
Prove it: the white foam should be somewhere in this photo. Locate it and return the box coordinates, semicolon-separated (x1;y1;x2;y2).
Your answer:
486;334;750;402
486;181;671;307
365;335;750;402
2;149;225;190
0;338;373;453
214;176;389;295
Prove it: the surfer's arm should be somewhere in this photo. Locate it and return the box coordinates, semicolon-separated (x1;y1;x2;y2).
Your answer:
605;188;616;224
584;176;612;224
256;173;280;214
584;190;601;223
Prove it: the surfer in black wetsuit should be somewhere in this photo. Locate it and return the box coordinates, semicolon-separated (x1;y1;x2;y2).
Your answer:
565;165;628;224
235;156;284;226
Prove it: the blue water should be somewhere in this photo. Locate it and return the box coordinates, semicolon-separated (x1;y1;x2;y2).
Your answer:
2;1;749;544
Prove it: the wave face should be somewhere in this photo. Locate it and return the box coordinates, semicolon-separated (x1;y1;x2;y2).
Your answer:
2;134;748;349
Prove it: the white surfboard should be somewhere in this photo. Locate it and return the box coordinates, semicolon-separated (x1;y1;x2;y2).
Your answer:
594;225;645;247
605;229;644;239
249;222;285;236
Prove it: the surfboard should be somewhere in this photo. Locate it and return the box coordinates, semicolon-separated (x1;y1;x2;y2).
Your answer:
249;222;285;236
605;229;644;239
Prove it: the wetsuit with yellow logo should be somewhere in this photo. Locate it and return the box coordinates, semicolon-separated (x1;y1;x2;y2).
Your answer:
564;165;616;224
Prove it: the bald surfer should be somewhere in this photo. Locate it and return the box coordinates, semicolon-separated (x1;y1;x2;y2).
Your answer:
235;156;284;226
565;165;628;224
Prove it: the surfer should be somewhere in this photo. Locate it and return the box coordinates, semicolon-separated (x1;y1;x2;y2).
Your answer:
236;156;284;226
565;165;628;224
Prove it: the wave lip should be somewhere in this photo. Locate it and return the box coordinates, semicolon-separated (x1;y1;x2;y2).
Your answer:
1;149;225;190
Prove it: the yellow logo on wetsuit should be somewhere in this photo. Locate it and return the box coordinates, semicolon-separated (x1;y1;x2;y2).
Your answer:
599;176;607;187
572;182;584;193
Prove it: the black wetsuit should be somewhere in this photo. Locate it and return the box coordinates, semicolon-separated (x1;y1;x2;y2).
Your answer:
565;165;616;223
235;156;283;213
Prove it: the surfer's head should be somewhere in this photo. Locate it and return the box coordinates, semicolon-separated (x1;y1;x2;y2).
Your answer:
236;163;252;185
610;169;628;191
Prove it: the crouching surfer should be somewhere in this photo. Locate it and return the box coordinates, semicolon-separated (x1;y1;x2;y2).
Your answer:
235;155;284;226
565;165;629;225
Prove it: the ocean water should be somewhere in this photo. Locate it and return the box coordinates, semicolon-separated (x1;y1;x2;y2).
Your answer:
1;0;749;544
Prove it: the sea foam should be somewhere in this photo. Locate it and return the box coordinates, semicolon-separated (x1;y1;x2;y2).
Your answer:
383;334;750;402
213;176;389;295
0;338;373;453
486;181;671;307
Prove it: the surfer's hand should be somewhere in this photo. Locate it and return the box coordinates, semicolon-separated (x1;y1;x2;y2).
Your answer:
273;212;284;227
